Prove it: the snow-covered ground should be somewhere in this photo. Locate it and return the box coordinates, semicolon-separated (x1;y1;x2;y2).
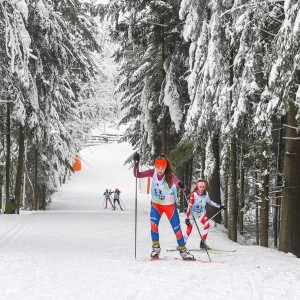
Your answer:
1;142;300;300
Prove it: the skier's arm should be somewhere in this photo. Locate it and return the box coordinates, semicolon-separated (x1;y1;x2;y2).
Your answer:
186;193;195;218
133;161;154;178
172;174;187;190
207;193;221;208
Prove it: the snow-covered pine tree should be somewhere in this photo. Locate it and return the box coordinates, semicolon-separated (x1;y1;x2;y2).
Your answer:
0;0;35;212
180;0;226;220
179;0;289;243
1;0;105;211
267;0;300;257
22;0;103;209
108;0;190;165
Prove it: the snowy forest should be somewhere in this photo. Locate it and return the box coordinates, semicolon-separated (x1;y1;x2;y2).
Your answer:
1;0;300;260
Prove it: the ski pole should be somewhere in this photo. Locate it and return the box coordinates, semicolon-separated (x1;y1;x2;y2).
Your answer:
209;209;222;222
120;198;127;210
191;214;211;262
182;191;211;262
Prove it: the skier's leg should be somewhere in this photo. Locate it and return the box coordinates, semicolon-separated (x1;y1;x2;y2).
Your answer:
165;204;194;260
164;204;185;248
117;199;123;210
150;202;162;245
200;213;210;241
183;217;195;243
150;202;162;258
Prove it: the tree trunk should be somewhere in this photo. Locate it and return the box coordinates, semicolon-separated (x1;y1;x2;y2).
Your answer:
40;184;46;210
179;191;185;213
224;174;228;229
5;103;11;206
256;201;260;245
229;135;237;242
239;145;244;235
160;17;168;156
0;104;4;212
188;158;193;191
34;148;38;210
260;141;269;247
206;133;221;223
62;167;68;184
228;44;237;241
279;101;300;257
274;116;285;248
255;166;260;245
15;124;26;214
0;172;3;212
161;116;168;155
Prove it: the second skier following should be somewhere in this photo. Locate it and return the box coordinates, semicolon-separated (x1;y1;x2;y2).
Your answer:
184;179;226;249
133;153;194;260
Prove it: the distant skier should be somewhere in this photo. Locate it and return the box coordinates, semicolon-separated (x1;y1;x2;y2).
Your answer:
112;188;123;210
184;179;226;249
133;152;194;260
103;189;113;209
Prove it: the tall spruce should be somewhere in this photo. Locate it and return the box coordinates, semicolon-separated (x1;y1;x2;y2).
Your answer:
109;0;190;164
268;1;300;257
1;0;104;211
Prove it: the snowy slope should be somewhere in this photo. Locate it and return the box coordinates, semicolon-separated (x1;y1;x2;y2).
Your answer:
0;142;300;300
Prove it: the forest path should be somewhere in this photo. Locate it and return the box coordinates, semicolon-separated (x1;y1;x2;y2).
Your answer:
0;143;300;300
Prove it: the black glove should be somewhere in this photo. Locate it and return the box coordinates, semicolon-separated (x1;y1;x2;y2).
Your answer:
220;204;226;210
133;152;140;162
178;181;184;189
185;218;190;225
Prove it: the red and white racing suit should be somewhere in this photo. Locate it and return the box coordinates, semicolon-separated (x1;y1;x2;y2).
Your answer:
184;190;220;243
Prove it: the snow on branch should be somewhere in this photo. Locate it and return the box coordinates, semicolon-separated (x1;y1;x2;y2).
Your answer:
163;59;183;132
139;20;168;27
283;124;300;132
1;0;36;86
220;0;285;18
282;137;300;140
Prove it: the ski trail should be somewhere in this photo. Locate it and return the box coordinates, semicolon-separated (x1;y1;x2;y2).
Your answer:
1;142;300;299
0;217;30;249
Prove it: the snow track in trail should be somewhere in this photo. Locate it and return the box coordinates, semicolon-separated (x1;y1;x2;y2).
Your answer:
0;142;300;300
0;217;30;250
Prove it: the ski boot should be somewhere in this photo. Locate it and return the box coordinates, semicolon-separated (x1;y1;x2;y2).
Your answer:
176;244;186;251
179;247;195;261
200;239;210;250
150;244;161;258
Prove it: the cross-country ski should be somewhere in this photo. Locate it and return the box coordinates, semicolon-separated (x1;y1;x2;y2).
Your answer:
139;257;224;264
167;248;236;253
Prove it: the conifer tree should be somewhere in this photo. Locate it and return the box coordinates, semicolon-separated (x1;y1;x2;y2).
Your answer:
109;0;190;164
